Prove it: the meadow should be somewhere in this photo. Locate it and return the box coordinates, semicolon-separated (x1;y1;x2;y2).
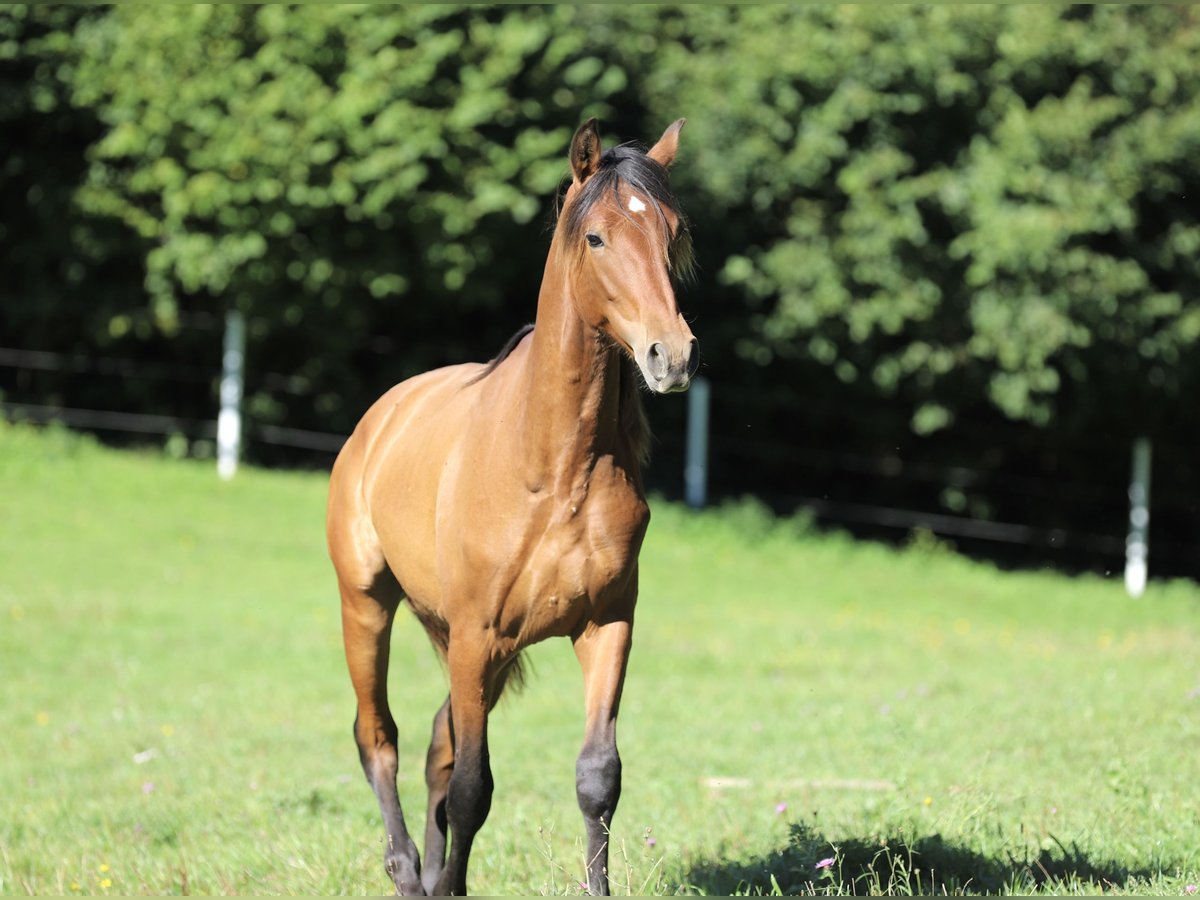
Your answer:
1;422;1197;896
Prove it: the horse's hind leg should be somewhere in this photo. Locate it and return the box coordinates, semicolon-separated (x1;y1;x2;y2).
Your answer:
431;642;495;896
420;696;453;894
340;575;424;895
423;652;525;893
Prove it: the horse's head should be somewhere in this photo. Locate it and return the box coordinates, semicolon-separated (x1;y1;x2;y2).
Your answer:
558;118;699;394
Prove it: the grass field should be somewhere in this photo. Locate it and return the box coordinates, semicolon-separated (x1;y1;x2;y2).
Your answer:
1;421;1198;896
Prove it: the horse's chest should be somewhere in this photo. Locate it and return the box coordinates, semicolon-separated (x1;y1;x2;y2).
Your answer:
550;511;639;598
516;486;648;640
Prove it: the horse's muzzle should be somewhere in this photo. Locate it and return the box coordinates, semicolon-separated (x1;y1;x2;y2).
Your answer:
644;337;699;393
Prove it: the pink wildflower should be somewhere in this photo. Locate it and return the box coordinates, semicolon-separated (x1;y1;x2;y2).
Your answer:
815;856;836;870
775;802;788;814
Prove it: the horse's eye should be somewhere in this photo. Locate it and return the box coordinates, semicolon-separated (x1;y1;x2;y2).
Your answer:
586;233;604;249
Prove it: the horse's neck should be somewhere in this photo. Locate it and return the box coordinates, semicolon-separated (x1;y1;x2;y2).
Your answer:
517;261;622;491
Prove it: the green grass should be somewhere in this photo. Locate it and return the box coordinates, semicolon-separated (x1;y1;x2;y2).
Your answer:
1;421;1198;896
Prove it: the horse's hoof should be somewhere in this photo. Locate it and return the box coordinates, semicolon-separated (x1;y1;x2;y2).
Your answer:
386;855;425;896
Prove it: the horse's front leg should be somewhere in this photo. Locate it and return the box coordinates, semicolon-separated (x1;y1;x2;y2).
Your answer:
431;644;492;896
572;592;636;896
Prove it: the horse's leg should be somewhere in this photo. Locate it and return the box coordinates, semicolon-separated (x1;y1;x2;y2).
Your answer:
572;596;636;896
431;643;493;896
341;578;424;895
420;695;453;894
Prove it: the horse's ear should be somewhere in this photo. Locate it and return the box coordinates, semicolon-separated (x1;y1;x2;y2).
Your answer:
646;118;686;168
569;118;602;185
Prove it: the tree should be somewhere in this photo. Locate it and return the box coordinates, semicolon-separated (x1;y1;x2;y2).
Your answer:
0;5;144;406
637;6;1200;437
67;5;639;436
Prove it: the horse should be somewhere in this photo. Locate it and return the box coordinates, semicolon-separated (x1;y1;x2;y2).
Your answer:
325;117;699;896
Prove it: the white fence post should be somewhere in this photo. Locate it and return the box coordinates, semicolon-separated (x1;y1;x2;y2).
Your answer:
685;376;710;509
1124;436;1152;598
217;310;245;481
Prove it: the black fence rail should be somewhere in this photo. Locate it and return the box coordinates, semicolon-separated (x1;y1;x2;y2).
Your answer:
2;334;1195;582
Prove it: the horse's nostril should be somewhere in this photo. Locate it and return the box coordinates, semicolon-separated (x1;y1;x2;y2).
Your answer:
685;339;700;378
646;342;669;381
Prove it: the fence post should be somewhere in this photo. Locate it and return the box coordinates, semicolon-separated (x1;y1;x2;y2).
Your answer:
217;310;245;481
1124;436;1152;598
685;376;710;509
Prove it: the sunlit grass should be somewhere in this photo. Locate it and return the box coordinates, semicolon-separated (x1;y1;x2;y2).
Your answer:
1;422;1197;895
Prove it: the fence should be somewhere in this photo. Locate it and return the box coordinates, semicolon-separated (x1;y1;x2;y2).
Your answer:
0;333;349;455
1;323;1194;584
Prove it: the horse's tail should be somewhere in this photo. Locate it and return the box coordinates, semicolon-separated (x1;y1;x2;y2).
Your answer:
493;651;530;700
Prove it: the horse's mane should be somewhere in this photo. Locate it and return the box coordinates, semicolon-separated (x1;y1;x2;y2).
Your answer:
618;353;652;466
557;143;695;284
465;323;534;386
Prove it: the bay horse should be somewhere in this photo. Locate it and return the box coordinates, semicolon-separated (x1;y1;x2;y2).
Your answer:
326;118;698;896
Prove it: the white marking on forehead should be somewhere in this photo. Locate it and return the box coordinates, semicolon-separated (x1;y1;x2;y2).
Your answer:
628;195;647;214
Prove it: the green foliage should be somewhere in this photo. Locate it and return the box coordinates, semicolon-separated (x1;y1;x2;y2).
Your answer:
0;5;142;357
638;6;1200;431
64;5;638;432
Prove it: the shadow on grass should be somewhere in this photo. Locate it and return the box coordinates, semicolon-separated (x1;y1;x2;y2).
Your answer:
683;822;1162;895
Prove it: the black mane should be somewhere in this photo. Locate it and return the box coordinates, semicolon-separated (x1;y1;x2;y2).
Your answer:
559;143;694;282
465;322;534;386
